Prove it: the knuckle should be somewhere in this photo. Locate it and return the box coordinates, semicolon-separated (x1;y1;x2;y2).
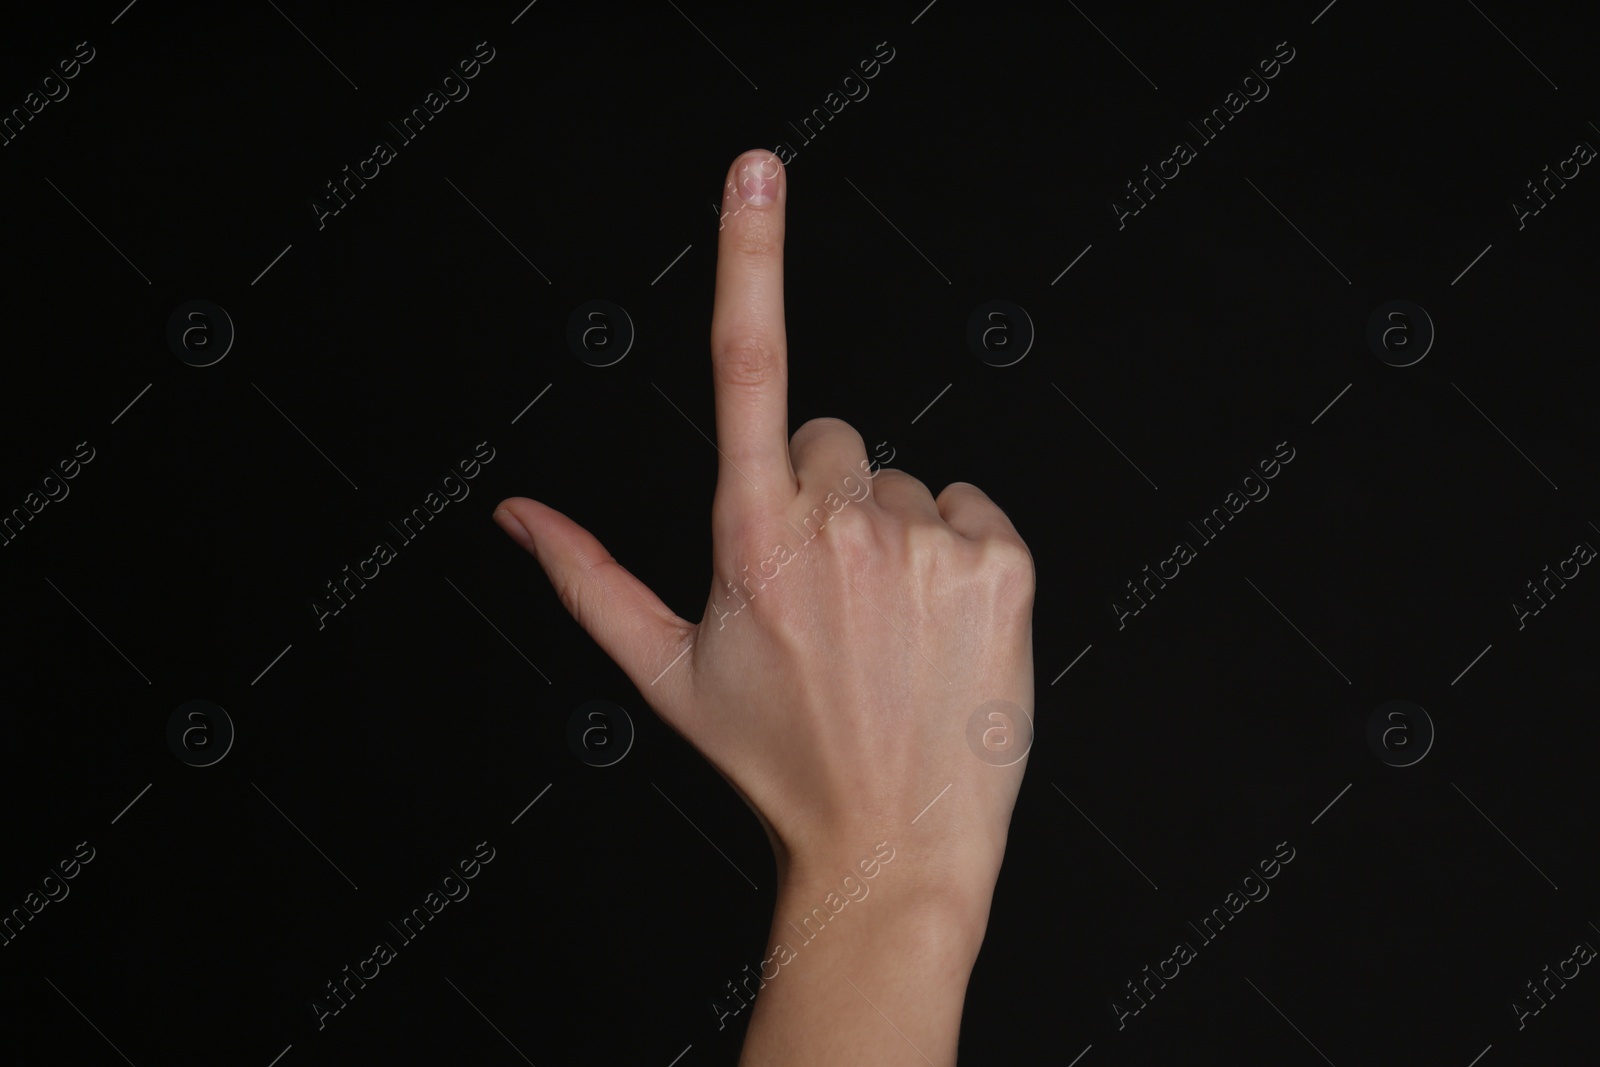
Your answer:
981;537;1036;600
714;333;780;388
554;554;615;625
938;480;982;504
890;469;933;499
794;416;864;452
555;572;585;620
822;502;877;568
904;520;950;566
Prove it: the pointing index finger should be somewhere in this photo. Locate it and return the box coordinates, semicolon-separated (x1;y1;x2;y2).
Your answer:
710;149;793;509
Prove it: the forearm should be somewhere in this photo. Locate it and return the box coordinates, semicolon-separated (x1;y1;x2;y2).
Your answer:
736;851;992;1066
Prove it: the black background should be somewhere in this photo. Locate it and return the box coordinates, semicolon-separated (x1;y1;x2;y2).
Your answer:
2;1;1597;1064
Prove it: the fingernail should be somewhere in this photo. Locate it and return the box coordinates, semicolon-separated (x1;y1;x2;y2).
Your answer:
493;507;533;551
735;152;780;206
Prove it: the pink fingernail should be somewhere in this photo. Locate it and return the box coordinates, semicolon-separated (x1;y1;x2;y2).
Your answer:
735;152;779;206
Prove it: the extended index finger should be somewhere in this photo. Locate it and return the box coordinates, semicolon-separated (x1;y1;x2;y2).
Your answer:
710;149;794;510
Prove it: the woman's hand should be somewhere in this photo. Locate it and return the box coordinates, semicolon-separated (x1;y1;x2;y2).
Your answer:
493;147;1036;930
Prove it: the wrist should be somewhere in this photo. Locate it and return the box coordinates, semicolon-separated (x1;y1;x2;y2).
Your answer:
773;841;994;965
740;849;991;1065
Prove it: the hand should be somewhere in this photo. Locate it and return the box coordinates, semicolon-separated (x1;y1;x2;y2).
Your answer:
493;149;1036;917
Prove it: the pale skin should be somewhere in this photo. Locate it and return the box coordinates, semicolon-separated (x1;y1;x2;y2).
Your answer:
493;149;1036;1065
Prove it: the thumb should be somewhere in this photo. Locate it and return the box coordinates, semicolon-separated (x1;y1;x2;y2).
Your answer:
493;497;695;706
